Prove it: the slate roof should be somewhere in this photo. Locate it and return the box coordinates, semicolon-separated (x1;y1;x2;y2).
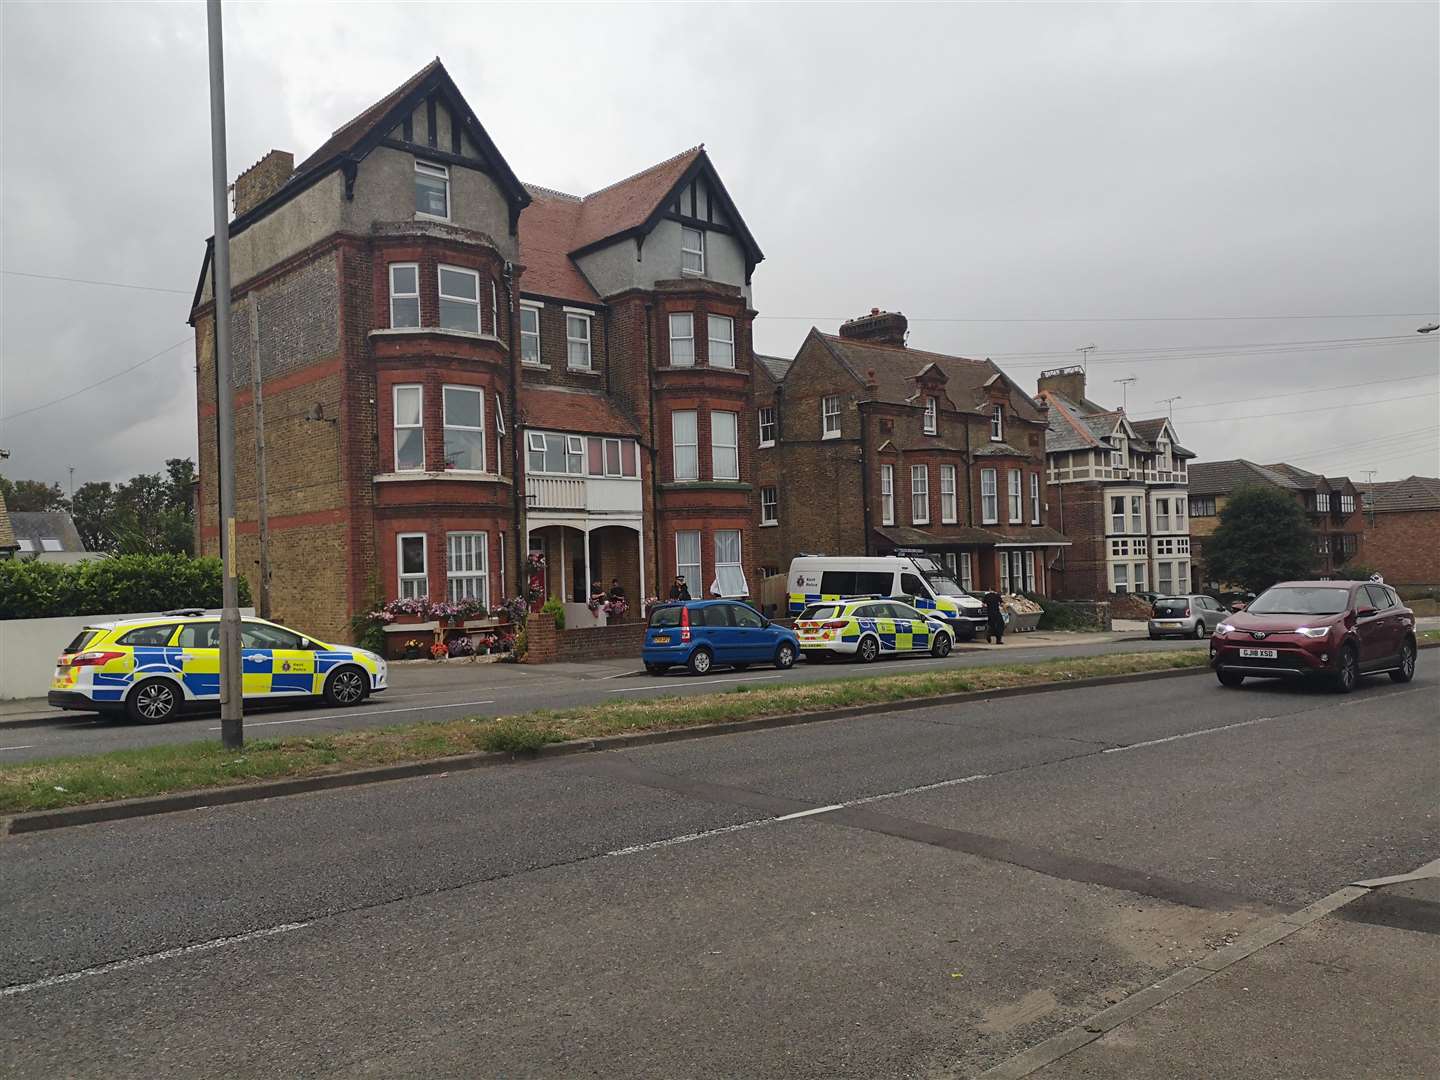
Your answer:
8;511;85;553
519;386;640;438
1038;391;1195;458
755;354;793;383
875;525;1010;548
1187;459;1306;496
1360;475;1440;512
0;490;16;553
813;333;1047;422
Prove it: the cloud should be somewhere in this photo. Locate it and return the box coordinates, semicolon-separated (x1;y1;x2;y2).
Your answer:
2;1;1436;490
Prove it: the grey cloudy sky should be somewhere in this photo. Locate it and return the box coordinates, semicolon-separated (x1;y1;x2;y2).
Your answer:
2;1;1437;492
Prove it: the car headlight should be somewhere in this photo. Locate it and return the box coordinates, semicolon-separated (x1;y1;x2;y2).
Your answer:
1296;626;1330;639
1216;623;1235;635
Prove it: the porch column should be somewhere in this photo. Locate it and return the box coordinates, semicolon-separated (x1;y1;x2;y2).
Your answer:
637;524;646;604
583;525;592;604
559;528;567;606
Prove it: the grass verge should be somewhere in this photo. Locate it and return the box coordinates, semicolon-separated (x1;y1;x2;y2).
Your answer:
1419;628;1440;644
0;650;1209;815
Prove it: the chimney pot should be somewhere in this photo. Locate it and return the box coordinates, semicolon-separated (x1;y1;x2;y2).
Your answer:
840;309;908;348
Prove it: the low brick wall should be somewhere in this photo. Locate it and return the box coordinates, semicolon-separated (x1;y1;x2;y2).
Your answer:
523;613;645;664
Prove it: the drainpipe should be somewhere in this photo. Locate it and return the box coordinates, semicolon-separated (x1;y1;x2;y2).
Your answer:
859;402;872;556
505;261;524;601
645;301;661;597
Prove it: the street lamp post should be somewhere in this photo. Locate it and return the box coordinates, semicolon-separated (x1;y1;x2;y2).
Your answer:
207;0;244;749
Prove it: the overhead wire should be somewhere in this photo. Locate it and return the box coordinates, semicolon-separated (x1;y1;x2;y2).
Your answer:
0;269;192;296
1;337;195;422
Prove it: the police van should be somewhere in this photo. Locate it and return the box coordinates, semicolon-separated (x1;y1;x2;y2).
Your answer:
786;555;987;640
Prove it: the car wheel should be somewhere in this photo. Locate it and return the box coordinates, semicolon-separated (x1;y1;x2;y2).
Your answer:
930;632;952;658
1193;621;1207;640
644;663;668;676
688;648;714;675
323;665;368;707
1390;639;1416;684
1216;668;1245;688
954;623;976;642
1148;631;1160;641
1333;646;1359;694
774;642;797;670
856;635;880;664
126;678;181;724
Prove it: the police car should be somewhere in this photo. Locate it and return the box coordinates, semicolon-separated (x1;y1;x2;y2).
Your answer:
48;611;388;723
794;598;955;663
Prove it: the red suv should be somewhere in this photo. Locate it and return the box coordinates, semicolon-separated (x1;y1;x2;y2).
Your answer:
1210;580;1417;692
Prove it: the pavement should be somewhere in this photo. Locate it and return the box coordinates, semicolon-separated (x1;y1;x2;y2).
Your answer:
1;668;1435;1077
0;630;1207;763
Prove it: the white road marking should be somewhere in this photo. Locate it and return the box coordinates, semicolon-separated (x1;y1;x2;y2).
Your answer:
843;773;990;806
774;804;845;821
607;675;784;694
207;699;496;730
0;921;310;999
1102;717;1273;753
605;818;774;856
0;744;35;752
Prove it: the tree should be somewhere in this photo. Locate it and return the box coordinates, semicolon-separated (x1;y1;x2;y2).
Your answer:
0;476;68;512
1203;485;1317;594
19;459;197;556
71;481;117;552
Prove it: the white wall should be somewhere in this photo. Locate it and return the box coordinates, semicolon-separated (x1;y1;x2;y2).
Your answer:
0;608;254;701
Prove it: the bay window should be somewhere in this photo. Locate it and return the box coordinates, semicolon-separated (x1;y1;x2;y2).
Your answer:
714;530;746;596
676;531;701;588
1130;495;1144;534
672;410;698;480
438;265;480;333
442;385;485;471
393;385;424;471
398;533;427;598
446;532;488;605
708;315;735;367
668;313;695;366
1110;496;1126;534
711;411;739;480
388;263;419;328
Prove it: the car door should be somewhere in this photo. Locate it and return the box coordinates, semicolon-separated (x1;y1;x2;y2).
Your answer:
175;621;221;700
240;620;317;697
691;604;730;663
728;603;773;661
1363;585;1401;666
888;602;931;653
1351;586;1389;670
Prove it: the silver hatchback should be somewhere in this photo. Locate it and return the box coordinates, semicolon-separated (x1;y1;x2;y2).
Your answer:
1148;594;1226;640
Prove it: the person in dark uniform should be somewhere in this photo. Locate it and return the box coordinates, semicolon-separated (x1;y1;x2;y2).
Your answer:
983;590;1005;644
669;575;692;601
608;578;625;600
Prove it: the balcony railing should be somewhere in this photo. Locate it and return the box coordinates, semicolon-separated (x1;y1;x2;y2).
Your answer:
526;475;642;514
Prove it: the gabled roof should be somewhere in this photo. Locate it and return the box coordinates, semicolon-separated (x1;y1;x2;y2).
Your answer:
755;354;793;382
1361;475;1440;512
518;146;764;304
811;332;1047;423
8;510;85;552
1187;459;1307;496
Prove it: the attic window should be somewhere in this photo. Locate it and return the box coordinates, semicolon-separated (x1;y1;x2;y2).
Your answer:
681;227;705;275
923;397;938;434
990;405;1004;442
415;160;449;219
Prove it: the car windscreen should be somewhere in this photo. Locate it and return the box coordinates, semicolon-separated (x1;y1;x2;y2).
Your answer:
62;629;98;654
1247;587;1350;615
649;606;682;628
1153;598;1190;616
799;605;842;621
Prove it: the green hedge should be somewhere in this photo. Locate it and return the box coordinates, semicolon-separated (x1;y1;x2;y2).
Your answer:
0;555;250;620
1026;594;1108;632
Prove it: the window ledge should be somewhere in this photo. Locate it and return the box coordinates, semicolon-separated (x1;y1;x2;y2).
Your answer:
565;367;602;377
375;471;510;484
656;365;748;377
370;327;507;348
759;521;779;528
822;431;842;441
659;481;753;492
521;361;551;370
758;440;775;449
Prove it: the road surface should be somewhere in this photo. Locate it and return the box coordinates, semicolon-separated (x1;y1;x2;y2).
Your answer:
2;667;1434;1077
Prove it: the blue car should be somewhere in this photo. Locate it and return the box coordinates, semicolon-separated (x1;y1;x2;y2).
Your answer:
643;600;800;676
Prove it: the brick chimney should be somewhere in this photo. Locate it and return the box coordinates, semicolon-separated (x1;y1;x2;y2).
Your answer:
233;150;294;217
1037;365;1087;404
839;308;908;347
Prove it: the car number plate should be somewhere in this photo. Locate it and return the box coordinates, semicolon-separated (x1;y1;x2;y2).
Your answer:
1159;621;1180;626
1239;648;1277;659
652;635;670;644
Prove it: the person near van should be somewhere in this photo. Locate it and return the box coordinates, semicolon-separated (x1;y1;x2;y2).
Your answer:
669;575;692;601
608;578;625;600
983;590;1005;644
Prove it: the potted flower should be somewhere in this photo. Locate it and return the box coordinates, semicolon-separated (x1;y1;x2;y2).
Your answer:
603;595;629;621
447;635;475;659
474;632;496;656
402;638;426;660
429;640;450;661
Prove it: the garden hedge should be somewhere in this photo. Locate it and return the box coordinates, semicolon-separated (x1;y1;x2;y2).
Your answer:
0;555;249;620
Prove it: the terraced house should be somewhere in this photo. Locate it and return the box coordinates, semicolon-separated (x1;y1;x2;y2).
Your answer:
1035;367;1195;598
190;60;764;641
1186;460;1364;587
753;310;1068;595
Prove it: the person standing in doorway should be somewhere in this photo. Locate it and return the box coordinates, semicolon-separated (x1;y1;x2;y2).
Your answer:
983;589;1005;645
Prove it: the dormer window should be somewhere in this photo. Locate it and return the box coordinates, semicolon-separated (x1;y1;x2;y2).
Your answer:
415;160;449;220
923;397;938;434
1112;437;1127;469
1157;438;1171;471
681;227;705;275
990;405;1004;441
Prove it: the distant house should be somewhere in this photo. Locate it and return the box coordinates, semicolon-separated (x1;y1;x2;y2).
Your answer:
7;511;100;564
0;490;18;559
1186;460;1364;587
1356;475;1440;587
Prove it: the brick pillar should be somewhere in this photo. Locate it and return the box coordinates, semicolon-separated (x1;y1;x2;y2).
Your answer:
523;612;558;664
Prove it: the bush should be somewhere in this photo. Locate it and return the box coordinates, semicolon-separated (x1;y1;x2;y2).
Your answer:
1028;595;1103;631
0;555;249;620
540;595;565;630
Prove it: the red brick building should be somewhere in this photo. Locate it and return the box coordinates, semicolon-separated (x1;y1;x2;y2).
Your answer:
190;60;764;641
753;310;1068;595
1357;476;1440;587
1035;367;1195;599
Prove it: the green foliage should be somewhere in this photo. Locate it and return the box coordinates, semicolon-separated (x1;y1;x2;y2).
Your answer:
1330;564;1380;581
1027;594;1103;631
0;555;248;620
0;476;68;512
514;626;528;660
348;612;388;654
540;595;565;630
478;719;562;754
1203;485;1317;594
